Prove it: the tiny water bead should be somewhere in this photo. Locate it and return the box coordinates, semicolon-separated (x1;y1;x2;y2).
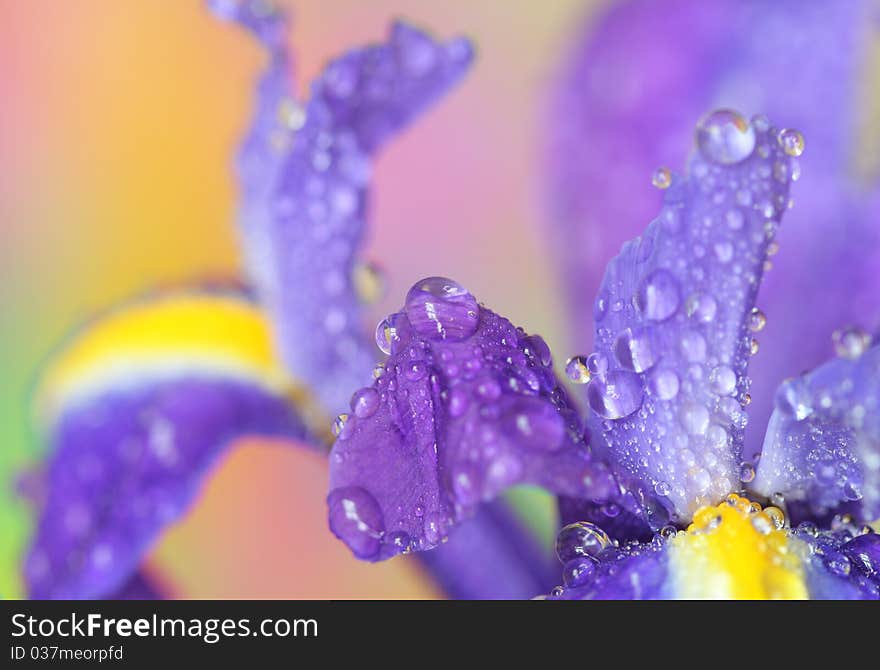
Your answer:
555;521;612;563
832;326;872;359
739;462;756;483
565;355;592;384
747;307;766;332
651;166;672;189
777;128;805;157
404;276;480;341
332;413;349;437
695;109;756;165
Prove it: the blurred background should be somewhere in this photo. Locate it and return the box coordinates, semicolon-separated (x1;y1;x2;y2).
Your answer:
0;0;600;599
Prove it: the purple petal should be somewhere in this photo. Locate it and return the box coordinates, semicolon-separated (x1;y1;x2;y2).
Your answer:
107;570;165;600
547;495;879;599
752;340;880;523
327;277;645;561
416;500;557;599
547;0;880;456
583;111;797;521
216;5;473;412
24;289;312;599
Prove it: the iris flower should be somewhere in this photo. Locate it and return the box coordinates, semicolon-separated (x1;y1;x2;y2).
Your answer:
20;0;880;600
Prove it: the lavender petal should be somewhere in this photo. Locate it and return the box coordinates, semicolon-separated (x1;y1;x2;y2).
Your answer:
547;0;879;456
328;277;642;561
215;3;473;413
752;341;880;523
584;111;797;521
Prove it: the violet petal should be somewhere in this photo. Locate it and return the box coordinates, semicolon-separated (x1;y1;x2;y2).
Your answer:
24;290;312;599
328;277;641;560
585;111;797;521
215;3;473;413
416;500;558;599
547;0;880;457
752;341;880;523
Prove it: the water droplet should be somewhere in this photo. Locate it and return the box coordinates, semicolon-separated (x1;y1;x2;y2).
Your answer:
777;128;805;157
686;293;717;323
327;486;385;559
565;356;592;384
739;462;756;483
375;314;405;355
832;326;872;359
695;109;756;164
655;480;671;496
586;352;609;376
749;338;760;355
404;277;479;341
613;328;656;373
747;307;767;333
332;413;350;438
562;558;596;588
555;521;611;564
652;166;672;189
648;368;679;400
636;269;680;321
680;403;710;435
775;377;813;421
587;370;644;420
350;388;380;419
709;365;737;396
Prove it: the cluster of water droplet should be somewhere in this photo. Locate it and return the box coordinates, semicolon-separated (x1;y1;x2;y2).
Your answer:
753;330;878;520
328;277;606;559
570;110;801;520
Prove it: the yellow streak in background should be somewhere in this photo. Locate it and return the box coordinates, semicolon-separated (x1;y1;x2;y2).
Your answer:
38;292;289;420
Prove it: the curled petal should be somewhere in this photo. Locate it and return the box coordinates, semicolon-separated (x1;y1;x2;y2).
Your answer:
753;342;880;523
328;277;642;561
547;0;879;454
24;288;313;599
585;111;797;520
547;495;879;600
217;4;473;412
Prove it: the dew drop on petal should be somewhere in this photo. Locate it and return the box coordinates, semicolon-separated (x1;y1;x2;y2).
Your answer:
565;355;592;384
555;521;611;564
651;166;672;189
404;277;480;341
635;269;680;321
695;109;756;165
747;307;767;333
587;370;643;420
777;128;805;157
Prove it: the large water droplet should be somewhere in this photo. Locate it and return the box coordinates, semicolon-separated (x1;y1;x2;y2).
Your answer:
327;486;385;559
747;307;767;333
351;387;380;419
709;365;737;396
695;110;756;164
648;368;679;400
636;269;680;321
555;521;611;563
404;277;479;341
587;370;643;420
375;313;407;355
613;327;656;373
